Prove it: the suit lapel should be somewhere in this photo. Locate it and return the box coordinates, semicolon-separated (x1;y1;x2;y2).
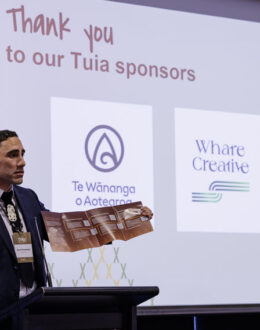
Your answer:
14;186;33;232
14;186;46;286
0;213;17;260
14;186;40;255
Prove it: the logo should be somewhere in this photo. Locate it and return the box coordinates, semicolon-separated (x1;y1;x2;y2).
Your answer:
85;125;124;172
192;181;250;203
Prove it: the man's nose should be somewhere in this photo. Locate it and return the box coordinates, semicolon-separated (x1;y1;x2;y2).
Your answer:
18;156;26;167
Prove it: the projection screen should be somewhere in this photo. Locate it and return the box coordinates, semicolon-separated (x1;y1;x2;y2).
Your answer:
1;0;260;305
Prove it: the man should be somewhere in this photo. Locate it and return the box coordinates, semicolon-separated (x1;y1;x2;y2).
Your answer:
0;129;153;329
0;130;48;329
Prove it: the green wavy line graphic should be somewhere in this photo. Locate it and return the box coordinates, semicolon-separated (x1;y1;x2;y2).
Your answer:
192;180;250;203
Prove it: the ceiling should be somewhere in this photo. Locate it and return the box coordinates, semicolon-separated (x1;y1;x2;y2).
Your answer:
107;0;260;23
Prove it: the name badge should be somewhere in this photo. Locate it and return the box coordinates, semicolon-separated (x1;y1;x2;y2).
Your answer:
13;232;34;263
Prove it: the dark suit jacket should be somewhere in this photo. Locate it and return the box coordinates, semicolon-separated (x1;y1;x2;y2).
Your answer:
0;185;48;311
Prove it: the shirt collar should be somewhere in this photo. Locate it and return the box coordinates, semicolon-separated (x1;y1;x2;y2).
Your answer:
0;185;13;199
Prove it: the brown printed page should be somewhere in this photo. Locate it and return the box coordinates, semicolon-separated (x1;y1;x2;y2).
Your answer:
41;201;153;252
112;202;154;241
41;211;100;251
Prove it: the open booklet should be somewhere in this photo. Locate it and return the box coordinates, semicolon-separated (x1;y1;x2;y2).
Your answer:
41;201;153;252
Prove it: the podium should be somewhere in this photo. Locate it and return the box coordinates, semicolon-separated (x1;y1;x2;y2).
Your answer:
24;286;159;330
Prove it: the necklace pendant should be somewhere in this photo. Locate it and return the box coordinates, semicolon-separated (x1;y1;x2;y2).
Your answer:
6;204;17;222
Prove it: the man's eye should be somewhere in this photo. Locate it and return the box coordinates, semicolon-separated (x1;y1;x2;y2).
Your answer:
8;152;18;158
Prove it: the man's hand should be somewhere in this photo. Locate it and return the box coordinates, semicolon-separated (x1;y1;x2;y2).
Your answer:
141;206;153;220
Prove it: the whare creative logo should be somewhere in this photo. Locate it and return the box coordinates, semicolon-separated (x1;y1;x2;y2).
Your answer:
191;138;250;203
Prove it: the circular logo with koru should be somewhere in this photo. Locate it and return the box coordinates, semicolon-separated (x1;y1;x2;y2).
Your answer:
85;125;124;172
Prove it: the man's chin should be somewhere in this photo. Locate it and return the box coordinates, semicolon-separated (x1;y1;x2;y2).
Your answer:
13;178;24;185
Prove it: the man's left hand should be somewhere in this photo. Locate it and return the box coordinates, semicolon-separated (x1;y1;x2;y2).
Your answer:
141;206;153;220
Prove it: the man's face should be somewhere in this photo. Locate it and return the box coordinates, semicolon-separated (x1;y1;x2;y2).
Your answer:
0;137;26;191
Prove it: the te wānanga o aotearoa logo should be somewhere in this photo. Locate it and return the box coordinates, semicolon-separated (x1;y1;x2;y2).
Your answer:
85;125;124;172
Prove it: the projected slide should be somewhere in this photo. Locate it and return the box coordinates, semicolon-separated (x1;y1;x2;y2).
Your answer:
51;97;153;212
175;108;260;233
1;0;260;305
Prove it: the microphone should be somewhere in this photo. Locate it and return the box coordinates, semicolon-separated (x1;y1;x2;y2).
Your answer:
34;217;53;287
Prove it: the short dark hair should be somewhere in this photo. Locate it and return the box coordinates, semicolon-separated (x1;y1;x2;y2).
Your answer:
0;130;18;144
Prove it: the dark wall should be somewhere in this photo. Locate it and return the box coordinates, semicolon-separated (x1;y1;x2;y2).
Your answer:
107;0;260;23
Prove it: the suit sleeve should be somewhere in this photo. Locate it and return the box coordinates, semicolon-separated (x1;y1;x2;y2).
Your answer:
28;189;49;242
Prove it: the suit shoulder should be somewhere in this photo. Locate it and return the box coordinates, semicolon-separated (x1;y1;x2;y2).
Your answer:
14;185;42;203
14;185;48;211
14;185;37;196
